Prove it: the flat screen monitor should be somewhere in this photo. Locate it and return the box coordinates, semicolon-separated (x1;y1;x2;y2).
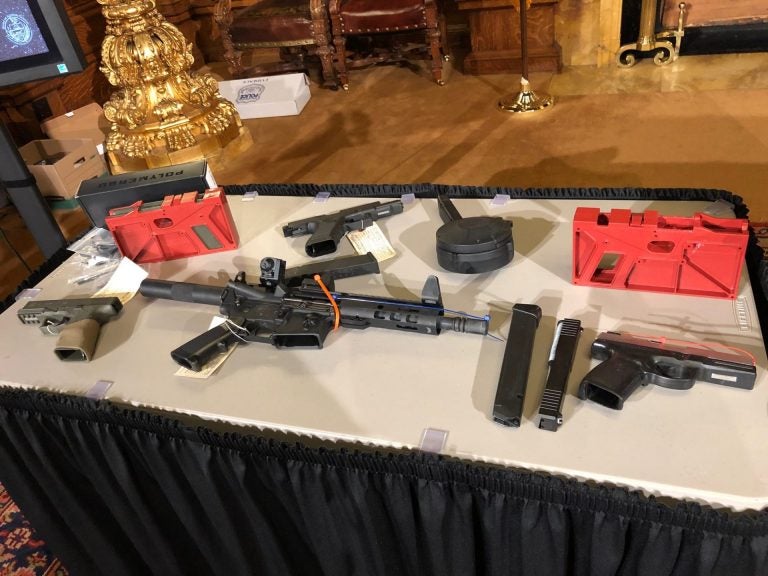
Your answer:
0;0;86;88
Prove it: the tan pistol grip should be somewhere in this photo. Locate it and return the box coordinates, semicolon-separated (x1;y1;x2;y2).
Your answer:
54;318;101;361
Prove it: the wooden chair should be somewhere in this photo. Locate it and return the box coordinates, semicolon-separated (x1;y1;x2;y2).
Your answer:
215;0;338;89
328;0;448;90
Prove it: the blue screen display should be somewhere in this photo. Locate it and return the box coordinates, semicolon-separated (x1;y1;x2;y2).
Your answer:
0;0;51;64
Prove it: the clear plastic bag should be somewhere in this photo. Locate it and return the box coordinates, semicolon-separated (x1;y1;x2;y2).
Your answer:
66;228;121;286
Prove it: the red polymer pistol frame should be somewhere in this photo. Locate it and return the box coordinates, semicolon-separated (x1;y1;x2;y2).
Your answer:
105;188;239;263
572;207;748;299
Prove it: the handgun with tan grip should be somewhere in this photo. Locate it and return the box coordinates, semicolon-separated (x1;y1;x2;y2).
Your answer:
18;297;123;361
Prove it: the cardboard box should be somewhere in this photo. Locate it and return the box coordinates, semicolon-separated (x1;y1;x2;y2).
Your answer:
76;159;218;228
218;73;311;119
19;139;107;200
41;103;110;151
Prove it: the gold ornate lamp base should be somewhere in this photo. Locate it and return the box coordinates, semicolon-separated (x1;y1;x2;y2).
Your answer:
99;0;243;174
107;116;247;174
498;78;553;114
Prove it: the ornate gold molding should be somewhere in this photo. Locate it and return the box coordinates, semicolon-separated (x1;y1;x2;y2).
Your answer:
98;0;243;173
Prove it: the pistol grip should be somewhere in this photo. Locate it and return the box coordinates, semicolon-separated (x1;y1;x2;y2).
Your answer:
305;219;345;257
579;354;647;410
54;319;101;361
171;323;240;372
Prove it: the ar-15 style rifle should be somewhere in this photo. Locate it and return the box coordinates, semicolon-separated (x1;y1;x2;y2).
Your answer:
139;253;490;371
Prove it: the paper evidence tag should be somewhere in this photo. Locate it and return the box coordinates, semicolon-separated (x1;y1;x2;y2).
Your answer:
347;222;396;261
94;257;148;304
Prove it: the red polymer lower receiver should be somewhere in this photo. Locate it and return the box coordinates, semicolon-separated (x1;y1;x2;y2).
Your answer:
572;207;748;299
105;188;239;263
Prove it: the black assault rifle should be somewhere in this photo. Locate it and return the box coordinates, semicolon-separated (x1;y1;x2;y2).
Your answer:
139;253;489;371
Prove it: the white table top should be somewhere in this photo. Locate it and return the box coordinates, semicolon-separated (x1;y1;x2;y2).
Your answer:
1;196;765;511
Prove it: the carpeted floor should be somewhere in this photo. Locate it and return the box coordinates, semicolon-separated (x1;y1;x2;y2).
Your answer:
0;482;67;576
203;52;768;221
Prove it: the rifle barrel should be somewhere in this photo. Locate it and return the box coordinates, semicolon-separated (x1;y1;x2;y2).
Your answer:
139;279;223;306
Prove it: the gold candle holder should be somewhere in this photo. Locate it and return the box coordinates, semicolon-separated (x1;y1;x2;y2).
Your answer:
498;77;553;113
497;0;553;114
98;0;244;173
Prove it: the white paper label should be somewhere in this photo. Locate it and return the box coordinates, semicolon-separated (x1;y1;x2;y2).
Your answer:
346;223;396;261
205;164;218;189
94;257;148;304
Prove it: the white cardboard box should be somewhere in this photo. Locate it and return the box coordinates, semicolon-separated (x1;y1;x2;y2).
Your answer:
218;73;311;119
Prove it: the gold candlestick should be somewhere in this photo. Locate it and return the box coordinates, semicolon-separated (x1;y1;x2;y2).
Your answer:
99;0;243;173
498;0;553;114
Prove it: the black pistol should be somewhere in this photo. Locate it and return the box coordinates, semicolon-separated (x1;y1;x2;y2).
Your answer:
579;331;757;410
18;297;123;361
282;200;404;257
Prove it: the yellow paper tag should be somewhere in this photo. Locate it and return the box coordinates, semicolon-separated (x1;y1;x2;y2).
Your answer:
346;222;396;261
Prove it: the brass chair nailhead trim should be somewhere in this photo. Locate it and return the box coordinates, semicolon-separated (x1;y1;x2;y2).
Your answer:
344;23;426;33
235;39;316;48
